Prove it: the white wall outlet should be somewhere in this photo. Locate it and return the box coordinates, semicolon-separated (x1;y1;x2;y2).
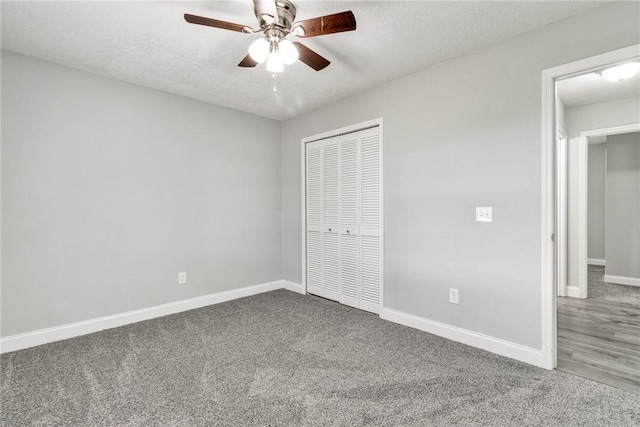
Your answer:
178;272;187;285
449;288;459;304
475;207;493;223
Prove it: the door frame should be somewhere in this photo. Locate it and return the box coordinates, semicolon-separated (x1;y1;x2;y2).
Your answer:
300;117;384;311
556;127;568;298
541;44;640;370
574;124;640;298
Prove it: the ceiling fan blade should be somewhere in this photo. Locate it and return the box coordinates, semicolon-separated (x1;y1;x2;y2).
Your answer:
238;54;258;68
292;11;356;38
184;13;248;33
293;42;330;71
253;0;279;24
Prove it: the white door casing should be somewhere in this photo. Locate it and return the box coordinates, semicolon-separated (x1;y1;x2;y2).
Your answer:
556;128;568;297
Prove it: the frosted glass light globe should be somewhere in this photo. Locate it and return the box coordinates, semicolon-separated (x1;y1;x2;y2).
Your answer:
248;38;269;63
279;39;299;65
600;62;640;82
266;52;284;73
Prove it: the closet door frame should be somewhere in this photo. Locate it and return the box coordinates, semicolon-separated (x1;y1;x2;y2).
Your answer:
300;117;384;313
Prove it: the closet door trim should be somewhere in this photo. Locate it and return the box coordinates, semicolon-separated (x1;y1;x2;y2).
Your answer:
301;117;384;313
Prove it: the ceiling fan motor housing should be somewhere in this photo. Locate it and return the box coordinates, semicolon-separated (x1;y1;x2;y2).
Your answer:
256;0;297;32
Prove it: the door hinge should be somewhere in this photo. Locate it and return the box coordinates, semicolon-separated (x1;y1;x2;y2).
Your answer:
551;233;555;242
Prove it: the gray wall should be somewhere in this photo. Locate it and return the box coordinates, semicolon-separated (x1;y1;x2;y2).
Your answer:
566;97;640;287
565;96;640;139
588;143;606;261
1;52;282;337
606;132;640;279
281;2;640;349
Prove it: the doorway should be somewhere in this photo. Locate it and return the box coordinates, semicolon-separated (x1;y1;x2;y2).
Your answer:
557;124;640;299
542;45;640;391
556;127;639;392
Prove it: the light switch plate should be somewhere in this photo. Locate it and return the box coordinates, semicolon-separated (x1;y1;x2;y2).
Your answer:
476;207;493;223
449;288;459;304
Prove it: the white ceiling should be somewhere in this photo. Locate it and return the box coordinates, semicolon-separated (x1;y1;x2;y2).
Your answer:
2;1;607;120
557;67;640;108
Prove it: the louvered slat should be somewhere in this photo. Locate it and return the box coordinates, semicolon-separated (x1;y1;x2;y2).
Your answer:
306;231;322;292
306;142;323;296
323;231;340;300
306;145;322;228
358;130;381;314
323;142;339;227
361;135;381;229
339;136;359;308
340;233;358;303
340;137;358;229
360;235;380;308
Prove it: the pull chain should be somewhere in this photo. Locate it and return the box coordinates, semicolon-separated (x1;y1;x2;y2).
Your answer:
272;73;278;92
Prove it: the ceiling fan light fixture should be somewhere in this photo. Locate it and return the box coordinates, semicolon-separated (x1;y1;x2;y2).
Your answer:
599;62;640;82
184;4;357;73
279;39;299;65
261;13;276;25
266;51;284;72
248;38;269;63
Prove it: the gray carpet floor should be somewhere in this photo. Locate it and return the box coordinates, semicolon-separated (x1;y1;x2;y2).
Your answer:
2;290;639;426
589;265;640;306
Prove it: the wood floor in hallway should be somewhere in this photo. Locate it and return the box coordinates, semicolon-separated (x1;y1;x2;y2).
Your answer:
557;296;640;393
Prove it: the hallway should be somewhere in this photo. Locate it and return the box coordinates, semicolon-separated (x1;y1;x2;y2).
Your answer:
557;295;640;393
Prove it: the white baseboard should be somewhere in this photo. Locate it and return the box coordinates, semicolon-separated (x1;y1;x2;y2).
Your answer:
0;279;545;370
0;280;288;354
587;258;606;266
566;285;587;298
380;308;544;368
604;274;640;287
281;280;305;294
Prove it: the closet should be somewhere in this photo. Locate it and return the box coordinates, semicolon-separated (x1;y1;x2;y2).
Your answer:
304;125;383;314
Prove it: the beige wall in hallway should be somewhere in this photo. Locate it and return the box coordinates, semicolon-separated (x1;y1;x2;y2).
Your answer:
606;132;640;280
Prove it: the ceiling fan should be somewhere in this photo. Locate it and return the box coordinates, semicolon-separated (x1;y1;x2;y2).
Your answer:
184;0;356;72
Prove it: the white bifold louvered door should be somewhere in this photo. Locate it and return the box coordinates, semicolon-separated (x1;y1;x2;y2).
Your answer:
358;130;383;313
305;142;323;297
305;126;382;314
322;138;341;302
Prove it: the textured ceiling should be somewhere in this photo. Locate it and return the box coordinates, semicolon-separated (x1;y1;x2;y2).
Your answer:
2;1;607;120
557;66;640;108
